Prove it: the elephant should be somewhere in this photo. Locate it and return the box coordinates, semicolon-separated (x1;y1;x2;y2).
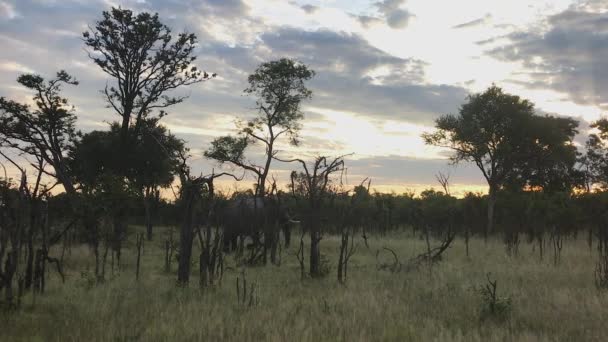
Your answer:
219;196;299;254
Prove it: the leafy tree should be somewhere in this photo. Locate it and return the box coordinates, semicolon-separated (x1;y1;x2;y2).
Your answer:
83;7;214;140
205;58;315;197
504;115;582;192
423;85;578;236
70;120;184;240
131;118;184;240
585;118;608;189
0;71;79;195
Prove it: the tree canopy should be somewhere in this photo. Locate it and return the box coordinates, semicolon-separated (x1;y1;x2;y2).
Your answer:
83;7;213;139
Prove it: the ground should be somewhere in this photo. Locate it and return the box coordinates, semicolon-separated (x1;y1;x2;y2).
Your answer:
1;227;607;341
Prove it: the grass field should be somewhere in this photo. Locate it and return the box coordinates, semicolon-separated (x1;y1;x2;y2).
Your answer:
1;227;607;341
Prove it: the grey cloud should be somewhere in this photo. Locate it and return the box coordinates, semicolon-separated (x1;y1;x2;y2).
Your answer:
386;9;411;29
0;0;472;185
487;8;608;109
351;14;383;28
257;28;468;123
0;1;17;19
378;0;413;29
452;14;491;29
300;4;319;14
355;0;412;30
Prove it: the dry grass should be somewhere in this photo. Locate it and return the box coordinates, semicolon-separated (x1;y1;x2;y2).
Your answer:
1;227;607;341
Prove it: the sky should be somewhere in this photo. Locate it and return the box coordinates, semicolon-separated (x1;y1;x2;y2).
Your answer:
0;0;606;197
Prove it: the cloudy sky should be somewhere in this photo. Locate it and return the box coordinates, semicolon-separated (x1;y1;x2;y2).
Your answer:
0;0;606;196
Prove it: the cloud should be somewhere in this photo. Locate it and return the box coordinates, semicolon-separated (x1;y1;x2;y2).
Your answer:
486;8;608;109
300;4;318;14
354;0;412;30
0;1;17;19
255;28;468;123
346;155;484;185
0;61;34;74
374;0;412;29
351;14;383;28
0;0;477;191
452;14;491;29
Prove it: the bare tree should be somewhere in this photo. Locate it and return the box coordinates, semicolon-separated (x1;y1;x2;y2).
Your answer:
280;155;347;277
175;151;241;285
436;171;451;196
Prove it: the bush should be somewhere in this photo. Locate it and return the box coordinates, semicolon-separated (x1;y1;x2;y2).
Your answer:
477;274;512;322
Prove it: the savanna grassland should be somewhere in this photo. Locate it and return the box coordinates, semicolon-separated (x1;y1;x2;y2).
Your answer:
1;226;606;342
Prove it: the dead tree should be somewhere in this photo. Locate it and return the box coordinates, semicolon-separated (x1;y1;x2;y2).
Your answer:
278;155;348;278
377;247;402;273
435;171;451;195
176;151;240;286
337;225;357;284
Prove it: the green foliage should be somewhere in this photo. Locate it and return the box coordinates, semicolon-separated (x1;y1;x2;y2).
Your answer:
69;119;184;194
585;118;608;189
245;58;315;144
423;85;580;194
204;135;249;165
0;70;79;193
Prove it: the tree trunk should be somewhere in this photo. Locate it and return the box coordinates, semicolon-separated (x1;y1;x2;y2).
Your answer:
486;186;497;241
310;227;321;277
144;188;154;241
177;183;196;285
465;227;470;258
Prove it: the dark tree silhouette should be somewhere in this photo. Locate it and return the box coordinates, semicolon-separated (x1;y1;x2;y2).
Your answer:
83;7;214;140
423;85;579;237
585;118;608;189
0;71;79;195
281;155;347;277
131;118;184;240
503;115;581;193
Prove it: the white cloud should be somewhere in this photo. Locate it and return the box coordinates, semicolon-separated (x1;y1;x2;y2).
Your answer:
0;61;34;73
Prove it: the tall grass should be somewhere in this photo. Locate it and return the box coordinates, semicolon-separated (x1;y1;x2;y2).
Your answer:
1;228;607;341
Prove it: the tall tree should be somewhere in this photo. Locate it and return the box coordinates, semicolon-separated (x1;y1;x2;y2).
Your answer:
585;118;608;189
0;71;79;195
422;85;578;236
205;58;315;197
83;7;213;141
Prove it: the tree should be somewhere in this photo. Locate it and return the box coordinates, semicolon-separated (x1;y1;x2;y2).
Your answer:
205;58;315;197
283;155;346;277
584;118;608;189
83;7;214;141
0;71;79;195
130;118;184;240
174;150;239;286
503;115;582;193
68;128;134;276
422;85;578;236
